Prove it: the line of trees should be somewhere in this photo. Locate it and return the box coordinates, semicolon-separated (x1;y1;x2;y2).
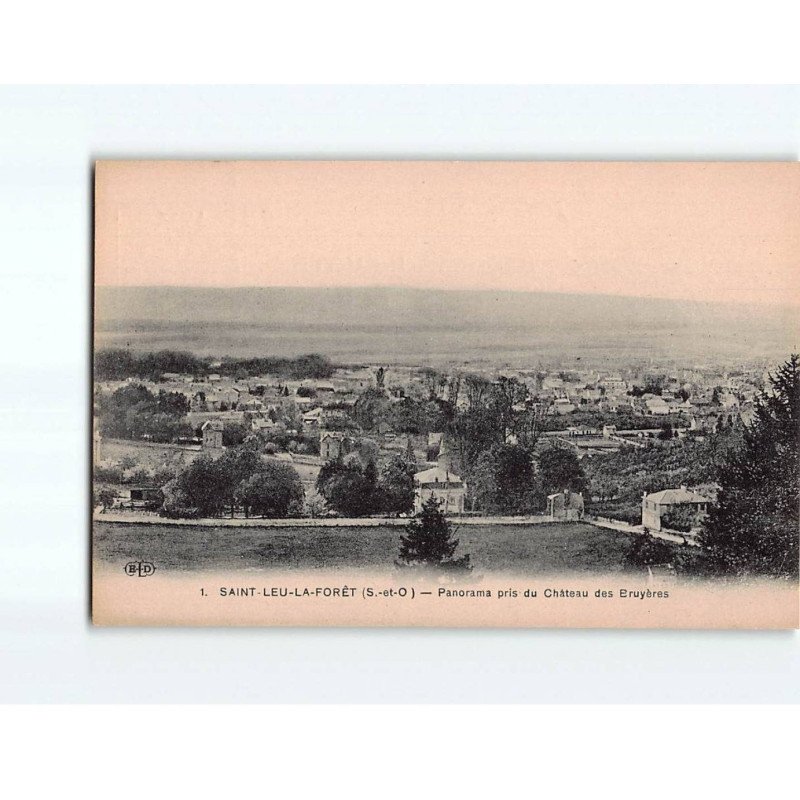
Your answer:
162;443;304;519
95;348;335;381
96;384;193;442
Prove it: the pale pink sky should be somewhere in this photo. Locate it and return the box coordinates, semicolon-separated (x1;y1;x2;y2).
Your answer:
95;161;799;307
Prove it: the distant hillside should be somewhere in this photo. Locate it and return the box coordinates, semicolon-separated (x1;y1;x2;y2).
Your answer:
94;286;797;367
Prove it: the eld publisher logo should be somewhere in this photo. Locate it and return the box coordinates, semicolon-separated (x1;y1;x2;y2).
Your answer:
124;561;156;577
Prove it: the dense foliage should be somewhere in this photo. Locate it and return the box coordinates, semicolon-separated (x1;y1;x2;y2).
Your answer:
96;384;193;443
95;349;202;380
397;496;472;572
95;348;335;380
384;397;449;435
471;443;540;514
583;431;741;513
537;445;588;496
315;454;416;516
162;444;304;518
315;459;382;517
234;463;305;519
625;534;680;568
699;355;799;578
660;505;699;533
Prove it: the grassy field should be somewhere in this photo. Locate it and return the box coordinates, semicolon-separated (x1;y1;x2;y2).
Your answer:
93;520;643;576
95;438;201;470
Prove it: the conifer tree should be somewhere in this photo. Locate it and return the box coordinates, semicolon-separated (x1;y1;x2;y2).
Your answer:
699;355;799;578
397;496;472;572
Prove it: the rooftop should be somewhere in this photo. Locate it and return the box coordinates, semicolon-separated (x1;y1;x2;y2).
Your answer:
646;487;709;505
414;466;463;485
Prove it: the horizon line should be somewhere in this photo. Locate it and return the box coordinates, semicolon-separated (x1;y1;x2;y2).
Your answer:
95;283;799;311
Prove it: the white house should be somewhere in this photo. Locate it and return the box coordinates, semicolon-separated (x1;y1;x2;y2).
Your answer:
552;398;576;415
413;466;466;515
645;396;671;415
641;486;711;531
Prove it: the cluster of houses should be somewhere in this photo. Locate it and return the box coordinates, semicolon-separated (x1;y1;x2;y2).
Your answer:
97;359;764;453
531;369;758;432
102;416;718;536
417;364;762;435
96;358;768;526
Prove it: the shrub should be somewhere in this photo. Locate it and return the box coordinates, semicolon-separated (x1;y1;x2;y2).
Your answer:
397;497;471;573
626;534;677;568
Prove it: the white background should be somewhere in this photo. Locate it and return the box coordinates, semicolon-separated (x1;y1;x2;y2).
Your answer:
1;85;799;703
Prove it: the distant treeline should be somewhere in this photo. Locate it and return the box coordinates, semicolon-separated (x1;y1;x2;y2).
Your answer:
94;349;336;381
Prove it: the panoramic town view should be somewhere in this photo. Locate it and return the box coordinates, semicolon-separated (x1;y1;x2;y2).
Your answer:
92;287;799;583
91;162;799;594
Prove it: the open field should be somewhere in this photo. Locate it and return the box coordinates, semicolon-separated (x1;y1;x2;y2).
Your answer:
94;520;646;576
95;438;201;469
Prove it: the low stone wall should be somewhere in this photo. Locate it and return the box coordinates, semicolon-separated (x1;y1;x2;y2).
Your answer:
93;511;558;528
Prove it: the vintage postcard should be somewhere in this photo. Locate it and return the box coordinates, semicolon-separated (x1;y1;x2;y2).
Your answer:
92;161;799;627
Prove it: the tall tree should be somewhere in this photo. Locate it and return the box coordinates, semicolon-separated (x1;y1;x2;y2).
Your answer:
490;376;528;442
699;355;799;578
380;454;416;515
353;387;390;430
448;405;503;479
397;497;471;572
512;402;546;450
462;373;491;409
537;445;587;495
419;368;446;401
316;459;380;517
235;462;304;518
170;456;233;517
471;443;538;514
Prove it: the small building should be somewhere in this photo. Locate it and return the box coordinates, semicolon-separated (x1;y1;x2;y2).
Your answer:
201;419;224;452
645;396;671;415
547;490;585;520
320;430;353;461
552;398;576;415
641;486;711;531
250;417;277;434
302;407;324;428
115;486;162;511
413;466;465;515
241;397;265;412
